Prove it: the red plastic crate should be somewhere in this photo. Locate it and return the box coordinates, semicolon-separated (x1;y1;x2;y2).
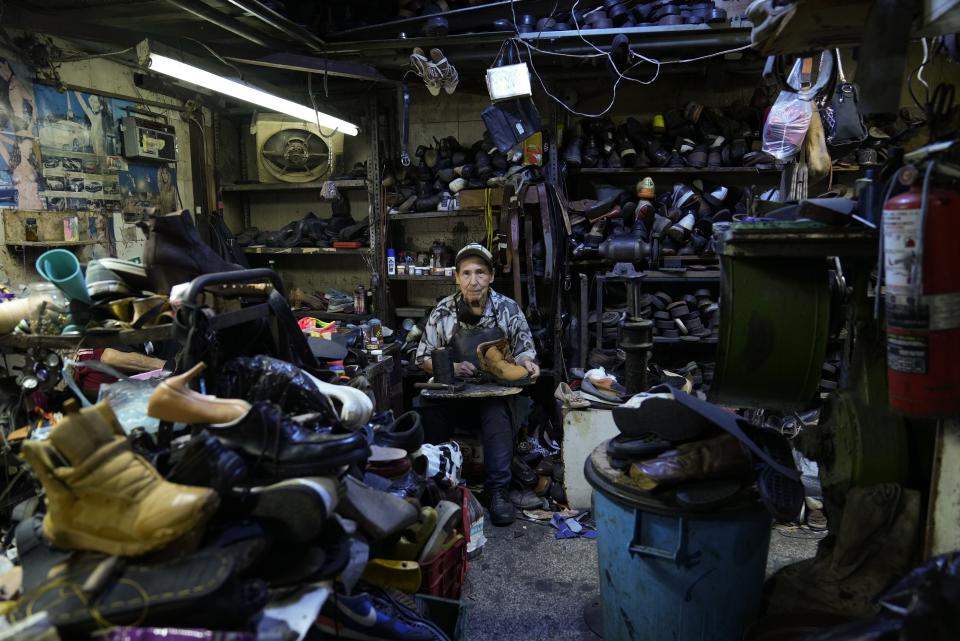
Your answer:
419;486;471;599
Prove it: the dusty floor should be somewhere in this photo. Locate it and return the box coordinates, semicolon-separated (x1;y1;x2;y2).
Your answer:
460;517;824;641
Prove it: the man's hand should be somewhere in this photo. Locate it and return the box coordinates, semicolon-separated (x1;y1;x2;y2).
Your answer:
519;358;540;379
454;361;477;377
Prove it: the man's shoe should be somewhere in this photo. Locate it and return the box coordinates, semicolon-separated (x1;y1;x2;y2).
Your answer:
208;402;370;478
20;400;219;556
237;477;340;543
316;590;451;641
488;488;516;526
148;362;251;425
166;429;248;494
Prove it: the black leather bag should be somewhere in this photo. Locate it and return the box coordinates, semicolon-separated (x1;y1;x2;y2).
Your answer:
481;98;541;153
819;54;867;157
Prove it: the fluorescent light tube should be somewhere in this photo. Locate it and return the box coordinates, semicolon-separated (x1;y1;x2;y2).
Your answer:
148;53;358;136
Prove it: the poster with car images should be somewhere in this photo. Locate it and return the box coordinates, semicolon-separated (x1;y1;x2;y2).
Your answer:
0;57;41;209
0;56;180;215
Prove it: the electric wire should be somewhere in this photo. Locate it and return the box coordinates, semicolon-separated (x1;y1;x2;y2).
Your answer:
506;0;755;118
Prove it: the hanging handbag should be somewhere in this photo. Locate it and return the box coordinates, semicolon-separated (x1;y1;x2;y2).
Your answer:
481;42;541;153
819;50;867;157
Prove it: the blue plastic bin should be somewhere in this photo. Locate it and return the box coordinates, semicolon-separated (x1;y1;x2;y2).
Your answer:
586;451;772;641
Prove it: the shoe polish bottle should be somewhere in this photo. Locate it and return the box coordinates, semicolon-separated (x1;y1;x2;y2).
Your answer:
387;248;397;276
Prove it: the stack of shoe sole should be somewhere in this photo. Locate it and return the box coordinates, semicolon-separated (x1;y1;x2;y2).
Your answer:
384;133;524;214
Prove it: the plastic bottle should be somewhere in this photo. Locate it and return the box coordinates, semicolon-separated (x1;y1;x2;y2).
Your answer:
387;248;397;276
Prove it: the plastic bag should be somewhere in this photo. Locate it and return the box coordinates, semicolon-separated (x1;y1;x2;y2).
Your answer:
762;59;813;162
63;359;164;435
463;487;487;558
217;355;339;423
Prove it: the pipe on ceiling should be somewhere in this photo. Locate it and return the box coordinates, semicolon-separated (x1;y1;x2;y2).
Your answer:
223;0;326;50
163;0;278;48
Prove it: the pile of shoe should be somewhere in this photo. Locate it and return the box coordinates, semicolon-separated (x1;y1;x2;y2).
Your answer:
508;0;729;31
570;177;751;260
290;287;356;314
603;385;805;521
235;201;369;249
642;289;719;341
562;99;775;170
4;357;458;639
384;134;523;214
508;454;566;509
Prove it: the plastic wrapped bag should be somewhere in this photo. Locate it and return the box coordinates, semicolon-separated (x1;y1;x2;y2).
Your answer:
762;59;813;162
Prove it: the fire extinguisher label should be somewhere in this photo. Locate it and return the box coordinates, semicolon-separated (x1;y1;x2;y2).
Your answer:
887;334;928;374
886;293;929;329
929;292;960;331
883;208;923;292
887;292;960;330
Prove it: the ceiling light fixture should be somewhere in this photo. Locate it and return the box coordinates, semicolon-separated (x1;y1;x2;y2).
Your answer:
147;52;358;136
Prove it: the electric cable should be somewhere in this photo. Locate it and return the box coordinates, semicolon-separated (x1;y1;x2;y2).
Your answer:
506;0;755;118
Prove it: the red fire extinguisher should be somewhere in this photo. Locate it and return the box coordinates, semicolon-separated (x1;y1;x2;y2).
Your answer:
883;163;960;417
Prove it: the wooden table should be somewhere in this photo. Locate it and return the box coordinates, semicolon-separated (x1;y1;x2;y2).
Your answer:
420;382;523;400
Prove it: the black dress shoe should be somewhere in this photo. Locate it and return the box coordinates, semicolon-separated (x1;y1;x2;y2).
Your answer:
208;402;370;478
167;429;248;494
374;410;424;454
488;488;516;526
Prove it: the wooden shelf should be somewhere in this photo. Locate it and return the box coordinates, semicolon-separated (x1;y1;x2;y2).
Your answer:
387;273;454;282
389;209;487;220
221;179;367;193
653;336;719;345
244;246;370;255
0;324;172;350
5;240;99;248
294;309;372;322
643;270;721;283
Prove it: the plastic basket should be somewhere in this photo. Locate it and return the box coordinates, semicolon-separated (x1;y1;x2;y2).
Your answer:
419;486;470;599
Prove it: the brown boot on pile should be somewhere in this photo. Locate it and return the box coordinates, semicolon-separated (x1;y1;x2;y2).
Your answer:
20;400;219;556
476;338;528;382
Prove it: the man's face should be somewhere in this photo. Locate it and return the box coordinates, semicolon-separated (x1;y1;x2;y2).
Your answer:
456;257;493;305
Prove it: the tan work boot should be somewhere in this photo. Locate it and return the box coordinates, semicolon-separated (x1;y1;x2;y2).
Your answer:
20;400;219;556
147;362;251;424
476;338;528;382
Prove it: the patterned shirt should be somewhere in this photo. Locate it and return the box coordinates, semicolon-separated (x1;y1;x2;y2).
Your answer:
415;289;537;365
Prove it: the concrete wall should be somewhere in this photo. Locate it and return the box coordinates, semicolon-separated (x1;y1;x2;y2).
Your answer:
0;35;198;287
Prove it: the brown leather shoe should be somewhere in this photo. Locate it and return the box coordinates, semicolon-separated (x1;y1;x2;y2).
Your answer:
628;433;751;491
100;348;166;374
147;362;251;424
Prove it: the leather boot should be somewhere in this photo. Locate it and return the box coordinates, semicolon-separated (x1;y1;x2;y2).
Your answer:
143;211;240;294
20;400;219;556
488;488;516;526
100;348;166;374
148;362;251;425
477;338;528;382
628;433;752;491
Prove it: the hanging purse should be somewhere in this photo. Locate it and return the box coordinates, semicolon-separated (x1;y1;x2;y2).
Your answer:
819;50;867;158
481;42;541;153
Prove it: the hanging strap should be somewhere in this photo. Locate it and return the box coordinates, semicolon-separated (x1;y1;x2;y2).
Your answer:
400;82;411;167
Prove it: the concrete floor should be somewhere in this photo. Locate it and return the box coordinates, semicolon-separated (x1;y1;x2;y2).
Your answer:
460;518;824;641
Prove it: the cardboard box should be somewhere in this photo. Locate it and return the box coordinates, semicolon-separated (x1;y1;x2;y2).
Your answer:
458;187;504;210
